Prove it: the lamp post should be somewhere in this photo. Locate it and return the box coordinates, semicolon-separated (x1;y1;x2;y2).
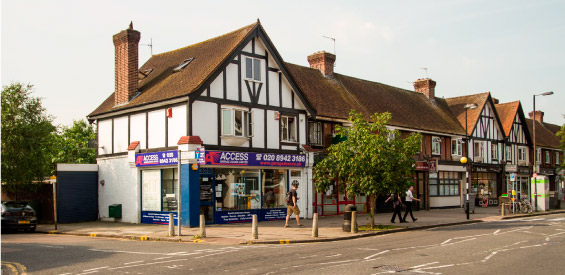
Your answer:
461;103;478;219
532;91;553;212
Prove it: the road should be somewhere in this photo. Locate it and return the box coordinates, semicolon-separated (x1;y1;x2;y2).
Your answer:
2;213;565;275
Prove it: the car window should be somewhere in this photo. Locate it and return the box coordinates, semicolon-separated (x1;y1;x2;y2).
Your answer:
3;202;29;209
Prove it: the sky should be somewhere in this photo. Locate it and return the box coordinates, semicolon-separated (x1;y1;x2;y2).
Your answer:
2;0;564;128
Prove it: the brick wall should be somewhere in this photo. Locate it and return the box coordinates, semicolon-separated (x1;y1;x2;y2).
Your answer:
113;25;140;106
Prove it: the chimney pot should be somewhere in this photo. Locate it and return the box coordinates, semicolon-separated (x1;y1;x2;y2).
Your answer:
307;51;336;77
113;24;141;106
413;78;436;100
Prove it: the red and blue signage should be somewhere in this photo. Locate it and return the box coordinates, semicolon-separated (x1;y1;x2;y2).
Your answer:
201;150;306;167
135;150;178;167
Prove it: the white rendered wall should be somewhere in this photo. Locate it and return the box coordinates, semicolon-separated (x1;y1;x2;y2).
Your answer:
281;79;293;108
299;113;306;145
148;109;165;148
192;101;218;145
210;71;224;99
113;116;128;153
98;156;139;223
251;109;265;148
167;105;187;147
266;110;279;149
226;63;238;100
98;119;112;155
268;71;280;106
130;113;146;149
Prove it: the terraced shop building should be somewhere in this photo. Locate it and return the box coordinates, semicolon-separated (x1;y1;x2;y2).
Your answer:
88;21;317;226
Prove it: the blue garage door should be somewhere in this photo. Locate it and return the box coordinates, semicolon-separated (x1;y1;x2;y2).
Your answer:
57;170;98;223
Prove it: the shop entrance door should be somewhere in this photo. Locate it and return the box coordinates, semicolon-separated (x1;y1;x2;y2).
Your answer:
337;185;355;214
200;174;215;224
415;171;428;210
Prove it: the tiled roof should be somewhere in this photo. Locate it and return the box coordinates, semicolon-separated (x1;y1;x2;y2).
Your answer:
526;119;561;149
445;93;490;136
495;101;520;136
89;22;258;118
285;63;466;135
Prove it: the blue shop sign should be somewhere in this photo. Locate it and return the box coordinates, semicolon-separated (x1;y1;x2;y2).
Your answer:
135;150;178;167
215;209;287;224
141;211;178;225
202;150;306;167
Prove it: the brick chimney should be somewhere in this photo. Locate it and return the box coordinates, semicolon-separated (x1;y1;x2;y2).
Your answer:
413;78;436;100
307;51;336;77
529;110;544;123
113;22;140;106
492;97;499;104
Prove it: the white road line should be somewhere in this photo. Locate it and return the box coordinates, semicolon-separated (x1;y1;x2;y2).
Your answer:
154;256;173;260
123;261;144;265
493;229;501;235
441;239;452;245
443;238;476;246
326;254;341;258
318;259;358;265
410;262;439;269
364;250;390;260
519;244;544;249
299;255;318;259
482;251;498;262
82;266;109;272
194;251;234;259
524;218;545;221
548;218;565;221
418;264;455;270
90;249;201;256
358;248;380;251
106;258;188;271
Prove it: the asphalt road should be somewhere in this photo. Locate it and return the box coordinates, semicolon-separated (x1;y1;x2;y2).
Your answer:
2;213;565;275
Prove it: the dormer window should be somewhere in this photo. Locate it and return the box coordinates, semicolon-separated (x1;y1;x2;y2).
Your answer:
245;57;262;82
173;58;194;72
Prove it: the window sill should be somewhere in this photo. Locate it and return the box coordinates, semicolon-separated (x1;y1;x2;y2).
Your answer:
221;135;251;139
244;78;263;84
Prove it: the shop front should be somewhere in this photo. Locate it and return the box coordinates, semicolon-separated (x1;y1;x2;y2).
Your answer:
471;165;502;207
313;180;369;216
200;150;306;224
504;165;531;201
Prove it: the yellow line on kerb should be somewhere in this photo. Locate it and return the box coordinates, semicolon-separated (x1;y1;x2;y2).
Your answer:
139;236;149;241
90;233;97;237
279;240;290;244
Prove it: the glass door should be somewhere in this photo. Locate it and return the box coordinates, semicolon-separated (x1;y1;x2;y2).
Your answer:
200;175;214;224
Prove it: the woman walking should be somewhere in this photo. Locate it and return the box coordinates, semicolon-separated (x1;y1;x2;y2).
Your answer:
385;193;405;223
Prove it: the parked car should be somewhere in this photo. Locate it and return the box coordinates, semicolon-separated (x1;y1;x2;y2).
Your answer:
1;201;37;232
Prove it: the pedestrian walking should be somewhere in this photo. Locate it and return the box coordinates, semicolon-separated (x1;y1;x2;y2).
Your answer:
284;181;303;227
385;193;404;223
403;186;421;222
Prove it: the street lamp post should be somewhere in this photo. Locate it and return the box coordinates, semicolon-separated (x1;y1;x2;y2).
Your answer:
462;103;478;220
532;91;553;212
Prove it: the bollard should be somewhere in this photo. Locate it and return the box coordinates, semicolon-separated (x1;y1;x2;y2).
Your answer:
351;211;358;233
312;213;319;237
501;203;505;217
200;214;206;238
168;213;175;236
342;204;356;231
252;214;258;239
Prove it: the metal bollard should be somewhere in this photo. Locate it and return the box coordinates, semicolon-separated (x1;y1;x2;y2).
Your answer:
200;214;206;238
351;211;358;233
501;203;506;217
168;213;175;236
312;213;319;237
252;214;258;239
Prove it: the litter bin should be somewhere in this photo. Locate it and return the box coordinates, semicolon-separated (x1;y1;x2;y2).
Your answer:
109;204;122;218
464;194;476;214
342;204;356;231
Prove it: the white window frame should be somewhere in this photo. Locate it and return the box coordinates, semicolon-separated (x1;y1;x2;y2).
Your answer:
244;57;262;82
451;139;462;156
281;115;297;143
431;136;441;155
491;143;498;160
474;141;484;158
556;152;560;165
308;121;322;146
536;148;542;164
221;107;253;138
505;145;512;161
545;151;551;164
518;147;527;161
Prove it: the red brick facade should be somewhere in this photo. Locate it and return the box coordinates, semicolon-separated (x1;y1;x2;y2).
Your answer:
113;24;140;106
307;51;336;77
413;78;436;100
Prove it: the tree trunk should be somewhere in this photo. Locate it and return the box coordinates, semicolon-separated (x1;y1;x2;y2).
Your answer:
369;194;376;229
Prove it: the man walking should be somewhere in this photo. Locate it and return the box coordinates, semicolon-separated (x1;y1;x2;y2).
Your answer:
285;181;303;227
403;185;421;222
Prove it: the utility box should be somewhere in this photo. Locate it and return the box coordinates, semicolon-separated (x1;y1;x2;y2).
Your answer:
109;204;122;218
531;176;549;211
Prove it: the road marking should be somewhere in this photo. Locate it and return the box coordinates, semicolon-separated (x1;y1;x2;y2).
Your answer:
318;259;358;265
493;229;501;235
441;239;452;245
524;218;545;221
123;261;144;265
364;250;390;260
154;256;173;260
548;218;565;221
82;266;109;272
106;259;188;271
358;248;380;251
418;264;455;270
326;254;341;258
89;249;202;256
410;262;439;269
41;245;64;248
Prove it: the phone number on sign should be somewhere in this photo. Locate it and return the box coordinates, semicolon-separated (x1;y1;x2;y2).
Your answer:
261;154;306;162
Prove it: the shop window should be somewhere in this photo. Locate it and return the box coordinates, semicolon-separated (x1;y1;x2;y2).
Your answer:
281;115;297;142
141;168;179;212
431;136;441;155
505;146;512;161
518;147;527;161
215;168;261;211
262;170;287;208
491;143;498;160
430;172;460;196
222;108;253;137
308;121;322;145
245;57;262;82
451;139;462;156
471;172;497;200
545;151;551;164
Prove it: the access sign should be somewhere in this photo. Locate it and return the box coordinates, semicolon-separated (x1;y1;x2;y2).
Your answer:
135;150;178;167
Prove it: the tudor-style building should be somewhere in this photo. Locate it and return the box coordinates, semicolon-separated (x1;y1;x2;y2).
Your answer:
446;93;506;206
495;101;532;200
88;22;317;226
285;53;468;213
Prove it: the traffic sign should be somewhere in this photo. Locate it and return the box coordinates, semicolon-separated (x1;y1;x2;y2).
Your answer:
510;173;516;182
533;173;538;178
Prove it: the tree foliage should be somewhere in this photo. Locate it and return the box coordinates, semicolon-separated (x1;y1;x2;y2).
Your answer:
558;123;565;170
313;110;422;228
52;119;97;167
1;83;57;194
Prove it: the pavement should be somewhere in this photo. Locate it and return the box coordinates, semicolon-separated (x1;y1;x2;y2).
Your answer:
36;206;565;245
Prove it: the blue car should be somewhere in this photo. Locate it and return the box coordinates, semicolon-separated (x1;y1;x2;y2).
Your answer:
1;201;37;232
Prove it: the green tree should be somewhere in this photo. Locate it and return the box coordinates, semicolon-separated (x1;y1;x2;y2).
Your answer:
313;110;422;228
1;83;57;198
52;119;97;167
558;123;565;170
